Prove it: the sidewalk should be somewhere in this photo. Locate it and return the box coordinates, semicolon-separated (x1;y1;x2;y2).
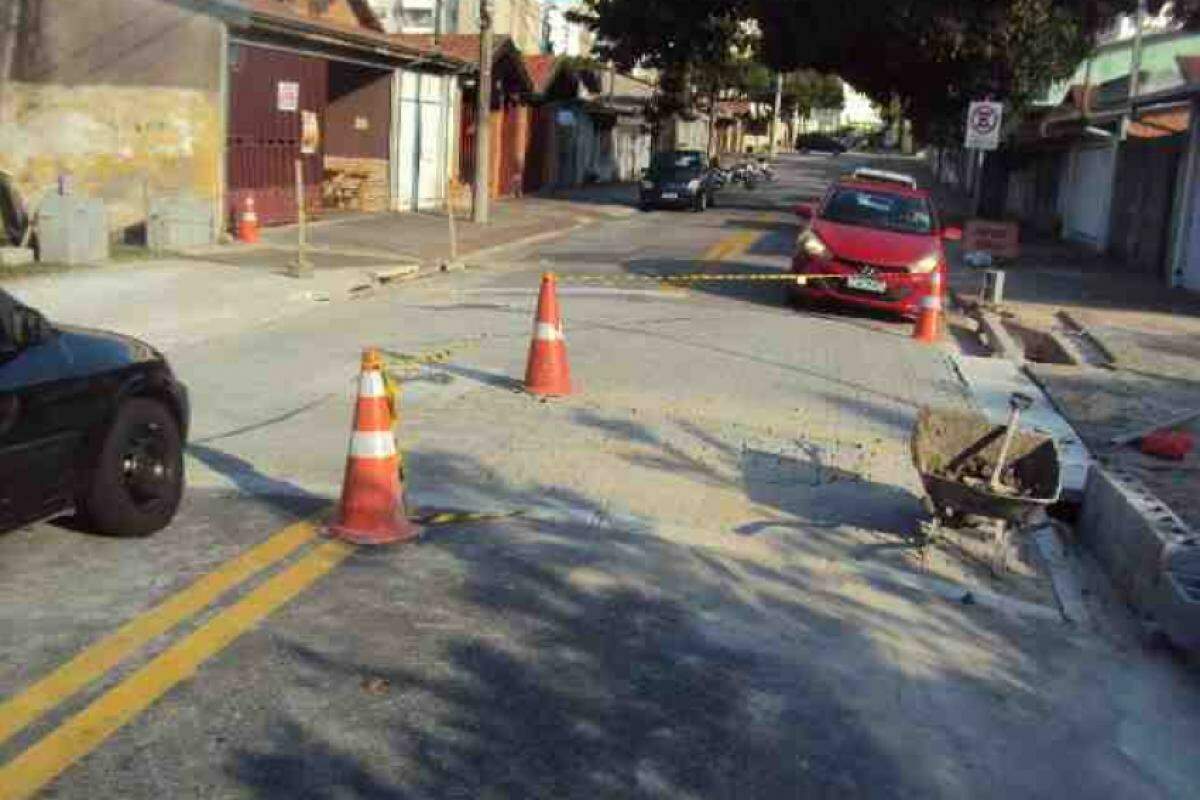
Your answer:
1;185;638;352
248;183;639;268
932;178;1200;533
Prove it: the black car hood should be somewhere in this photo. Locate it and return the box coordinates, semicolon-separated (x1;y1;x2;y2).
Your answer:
55;325;164;371
0;324;165;392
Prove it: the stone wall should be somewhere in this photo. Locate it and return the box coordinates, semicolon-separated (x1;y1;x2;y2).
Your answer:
323;155;389;212
0;0;224;239
0;83;222;237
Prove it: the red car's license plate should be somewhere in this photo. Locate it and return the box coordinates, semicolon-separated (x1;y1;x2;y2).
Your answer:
846;275;887;293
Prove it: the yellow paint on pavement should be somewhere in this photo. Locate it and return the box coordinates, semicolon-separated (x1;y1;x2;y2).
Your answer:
0;539;355;800
0;519;318;749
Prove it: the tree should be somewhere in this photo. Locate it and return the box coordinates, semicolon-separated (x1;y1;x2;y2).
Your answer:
574;0;1187;142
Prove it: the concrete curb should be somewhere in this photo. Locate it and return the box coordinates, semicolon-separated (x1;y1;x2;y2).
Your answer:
1057;310;1121;367
1078;465;1200;652
976;309;1025;364
1030;523;1090;626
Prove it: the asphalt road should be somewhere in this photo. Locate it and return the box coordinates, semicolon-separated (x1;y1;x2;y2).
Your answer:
2;154;1199;799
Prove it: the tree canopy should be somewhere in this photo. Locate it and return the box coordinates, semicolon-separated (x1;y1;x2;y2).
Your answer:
573;0;1197;140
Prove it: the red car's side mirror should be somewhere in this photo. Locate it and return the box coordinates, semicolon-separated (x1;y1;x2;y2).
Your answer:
794;202;814;218
941;226;963;242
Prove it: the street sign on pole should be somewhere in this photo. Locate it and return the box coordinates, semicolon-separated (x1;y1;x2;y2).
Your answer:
964;101;1002;151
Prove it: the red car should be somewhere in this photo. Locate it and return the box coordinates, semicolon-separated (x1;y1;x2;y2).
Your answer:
789;176;961;318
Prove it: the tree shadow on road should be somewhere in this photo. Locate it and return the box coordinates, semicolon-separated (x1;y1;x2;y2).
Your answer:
220;446;1151;799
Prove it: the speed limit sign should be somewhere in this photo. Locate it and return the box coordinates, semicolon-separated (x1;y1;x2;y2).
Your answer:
964;101;1003;150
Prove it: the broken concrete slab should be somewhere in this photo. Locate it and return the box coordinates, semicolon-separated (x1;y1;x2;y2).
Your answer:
370;263;421;283
977;310;1026;364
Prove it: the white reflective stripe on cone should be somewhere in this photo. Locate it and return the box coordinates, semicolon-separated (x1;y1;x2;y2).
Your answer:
533;322;564;342
350;430;397;458
358;371;387;399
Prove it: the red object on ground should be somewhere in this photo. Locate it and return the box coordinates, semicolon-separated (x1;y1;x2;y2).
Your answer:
327;349;422;545
1141;430;1195;461
237;195;260;244
789;176;952;319
524;273;573;396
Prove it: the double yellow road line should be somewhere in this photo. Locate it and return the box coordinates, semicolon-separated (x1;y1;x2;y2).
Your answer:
702;229;761;265
0;520;351;799
0;221;778;798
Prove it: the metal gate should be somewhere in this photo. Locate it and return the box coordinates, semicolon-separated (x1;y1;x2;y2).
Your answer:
499;101;525;197
227;43;328;227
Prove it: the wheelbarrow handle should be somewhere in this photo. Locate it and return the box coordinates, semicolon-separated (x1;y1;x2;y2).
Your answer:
1009;392;1034;413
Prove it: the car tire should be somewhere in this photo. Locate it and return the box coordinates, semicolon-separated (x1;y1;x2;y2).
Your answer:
639;203;652;212
80;398;184;537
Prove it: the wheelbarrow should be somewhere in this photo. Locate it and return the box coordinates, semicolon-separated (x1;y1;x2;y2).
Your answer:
911;400;1062;572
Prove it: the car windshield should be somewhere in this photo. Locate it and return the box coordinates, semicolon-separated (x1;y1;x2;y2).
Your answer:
821;188;934;235
650;152;705;175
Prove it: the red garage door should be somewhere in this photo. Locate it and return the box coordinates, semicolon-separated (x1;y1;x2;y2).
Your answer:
227;43;328;227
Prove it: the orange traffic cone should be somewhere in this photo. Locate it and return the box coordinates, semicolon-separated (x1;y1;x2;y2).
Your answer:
237;195;260;244
327;349;421;545
912;270;944;344
524;273;573;396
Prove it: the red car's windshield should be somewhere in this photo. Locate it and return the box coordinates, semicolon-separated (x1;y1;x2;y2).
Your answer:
821;188;935;235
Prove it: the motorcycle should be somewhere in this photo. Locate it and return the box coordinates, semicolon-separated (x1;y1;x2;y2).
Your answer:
731;163;758;190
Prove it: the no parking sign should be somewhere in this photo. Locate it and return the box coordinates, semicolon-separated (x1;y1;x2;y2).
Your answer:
964;101;1003;150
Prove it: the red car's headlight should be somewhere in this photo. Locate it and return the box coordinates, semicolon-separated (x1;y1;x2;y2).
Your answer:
798;231;831;260
909;252;940;274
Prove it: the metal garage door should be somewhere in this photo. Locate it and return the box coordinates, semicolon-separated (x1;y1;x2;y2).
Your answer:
1064;145;1116;250
227;43;327;227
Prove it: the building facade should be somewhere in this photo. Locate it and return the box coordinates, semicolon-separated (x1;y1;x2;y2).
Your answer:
0;0;471;240
450;0;543;53
541;1;592;57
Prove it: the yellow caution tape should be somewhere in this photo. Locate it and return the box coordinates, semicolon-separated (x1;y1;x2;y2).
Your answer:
556;273;851;284
379;341;480;377
380;366;400;422
414;509;523;526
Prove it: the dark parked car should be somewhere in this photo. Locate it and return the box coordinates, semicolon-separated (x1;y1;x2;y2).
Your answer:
795;133;847;155
0;290;189;536
639;150;718;212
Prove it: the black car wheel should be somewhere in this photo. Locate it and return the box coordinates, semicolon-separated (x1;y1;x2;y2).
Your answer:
80;398;184;537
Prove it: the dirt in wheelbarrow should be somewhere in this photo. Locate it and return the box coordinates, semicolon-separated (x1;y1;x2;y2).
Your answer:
937;458;1040;498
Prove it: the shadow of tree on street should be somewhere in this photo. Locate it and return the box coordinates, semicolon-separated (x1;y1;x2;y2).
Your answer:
219;444;1162;798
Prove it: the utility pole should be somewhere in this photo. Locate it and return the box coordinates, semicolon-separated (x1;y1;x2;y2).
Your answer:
1129;0;1148;103
472;0;493;224
0;0;23;123
769;72;783;158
